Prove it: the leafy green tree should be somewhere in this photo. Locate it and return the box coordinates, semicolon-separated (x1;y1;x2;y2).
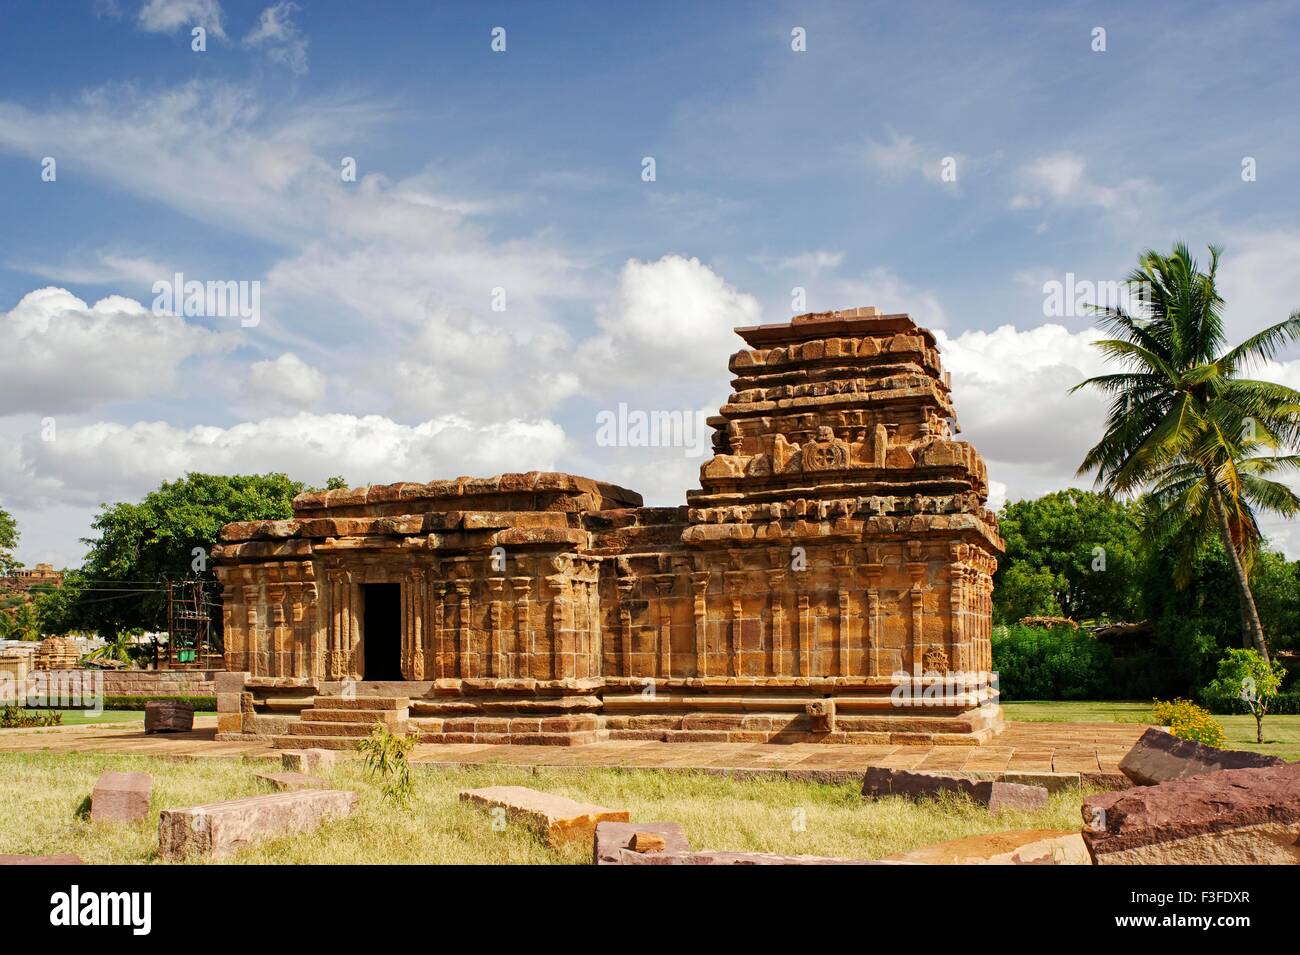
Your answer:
1074;244;1300;662
70;473;316;638
1206;648;1286;743
0;506;19;577
994;489;1143;623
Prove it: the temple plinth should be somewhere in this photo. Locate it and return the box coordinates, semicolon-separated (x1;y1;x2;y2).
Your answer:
215;307;1004;747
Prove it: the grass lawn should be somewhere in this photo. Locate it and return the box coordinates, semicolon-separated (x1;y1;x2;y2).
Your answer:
1004;700;1300;762
0;751;1092;864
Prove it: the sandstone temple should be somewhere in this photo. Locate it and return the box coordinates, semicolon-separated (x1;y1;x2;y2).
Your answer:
214;307;1005;747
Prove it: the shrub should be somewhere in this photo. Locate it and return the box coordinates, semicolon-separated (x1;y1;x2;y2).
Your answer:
0;706;62;729
991;624;1113;699
358;720;420;808
1152;698;1224;748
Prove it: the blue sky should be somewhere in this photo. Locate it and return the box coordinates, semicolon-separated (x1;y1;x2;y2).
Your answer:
3;0;1300;567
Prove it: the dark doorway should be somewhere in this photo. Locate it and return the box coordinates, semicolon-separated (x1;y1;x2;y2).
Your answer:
362;583;403;681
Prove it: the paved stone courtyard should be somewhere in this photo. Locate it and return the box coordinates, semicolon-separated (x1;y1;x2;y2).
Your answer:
0;716;1146;783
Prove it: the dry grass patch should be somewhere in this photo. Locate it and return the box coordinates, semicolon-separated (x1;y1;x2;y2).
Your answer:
0;752;1089;864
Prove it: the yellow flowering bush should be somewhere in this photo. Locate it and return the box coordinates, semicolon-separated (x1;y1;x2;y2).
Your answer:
1152;698;1224;748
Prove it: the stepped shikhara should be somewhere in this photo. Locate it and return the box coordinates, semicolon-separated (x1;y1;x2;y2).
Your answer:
214;307;1005;747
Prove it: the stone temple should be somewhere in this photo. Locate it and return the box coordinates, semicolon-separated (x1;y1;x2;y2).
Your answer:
215;307;1004;747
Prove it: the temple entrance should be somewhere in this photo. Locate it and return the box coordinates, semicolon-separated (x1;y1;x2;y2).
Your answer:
362;583;403;680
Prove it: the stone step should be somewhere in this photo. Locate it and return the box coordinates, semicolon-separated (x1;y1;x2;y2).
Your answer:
287;721;382;738
301;708;405;724
309;696;409;711
271;735;362;751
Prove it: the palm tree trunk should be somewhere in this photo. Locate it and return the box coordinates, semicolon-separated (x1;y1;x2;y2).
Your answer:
1206;468;1270;663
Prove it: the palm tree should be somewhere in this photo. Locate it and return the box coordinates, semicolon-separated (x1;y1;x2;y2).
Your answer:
1073;244;1300;662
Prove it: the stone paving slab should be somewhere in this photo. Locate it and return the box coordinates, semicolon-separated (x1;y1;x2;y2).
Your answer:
0;718;1148;780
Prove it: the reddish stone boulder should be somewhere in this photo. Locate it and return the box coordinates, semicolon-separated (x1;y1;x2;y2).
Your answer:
158;789;357;860
1118;727;1283;786
254;771;326;792
144;700;195;733
862;767;1048;814
460;786;628;847
90;770;152;823
1083;761;1300;864
594;821;689;865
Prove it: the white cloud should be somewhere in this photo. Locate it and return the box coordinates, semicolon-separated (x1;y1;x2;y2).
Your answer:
137;0;225;38
0;287;230;416
777;250;845;277
5;413;567;509
1011;152;1153;213
243;2;308;75
865;133;964;189
575;255;762;390
244;352;325;412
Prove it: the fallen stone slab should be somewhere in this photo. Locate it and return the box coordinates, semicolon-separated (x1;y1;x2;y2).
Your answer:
862;767;1049;814
158;789;357;861
90;770;152;824
882;829;1091;865
255;771;326;792
459;785;628;847
145;700;195;734
1083;761;1300;864
0;854;83;865
594;821;689;865
281;748;337;773
1118;727;1284;786
619;850;880;865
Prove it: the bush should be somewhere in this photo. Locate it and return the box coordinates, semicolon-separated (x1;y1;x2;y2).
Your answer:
0;706;62;729
99;695;216;711
1152;698;1224;747
991;625;1113;699
358;721;420;808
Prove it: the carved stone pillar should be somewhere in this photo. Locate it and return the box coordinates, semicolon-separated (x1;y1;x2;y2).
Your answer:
768;571;786;677
653;576;674;679
616;575;636;677
834;562;853;677
725;570;746;678
454;580;472;679
510;576;533;679
863;563;882;678
690;571;710;678
267;584;287;678
242;584;260;676
487;577;505;677
797;593;812;678
544;574;567;680
410;568;426;680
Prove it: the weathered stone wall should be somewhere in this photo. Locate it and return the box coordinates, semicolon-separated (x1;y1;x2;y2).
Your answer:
103;669;219;697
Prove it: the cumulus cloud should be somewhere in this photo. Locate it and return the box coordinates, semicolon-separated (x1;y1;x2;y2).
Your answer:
0;287;229;416
137;0;225;38
244;352;325;412
4;413;567;509
576;255;762;390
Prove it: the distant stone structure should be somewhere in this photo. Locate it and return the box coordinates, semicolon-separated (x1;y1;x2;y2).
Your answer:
34;636;80;670
215;307;1004;745
1;563;63;593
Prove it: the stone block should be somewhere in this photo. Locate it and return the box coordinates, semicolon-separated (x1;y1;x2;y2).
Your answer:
1118;727;1284;786
862;767;1048;813
158;789;357;861
280;749;337;773
144;699;195;734
882;829;1090;865
806;698;836;733
1083;762;1300;864
593;821;689;865
459;785;628;847
214;670;249;694
217;713;243;734
255;771;326;791
90;770;152;824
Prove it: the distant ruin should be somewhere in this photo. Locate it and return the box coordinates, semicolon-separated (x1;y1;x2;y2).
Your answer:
215;307;1004;746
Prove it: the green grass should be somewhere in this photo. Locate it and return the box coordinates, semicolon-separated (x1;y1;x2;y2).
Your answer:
0;752;1092;865
1004;700;1300;761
